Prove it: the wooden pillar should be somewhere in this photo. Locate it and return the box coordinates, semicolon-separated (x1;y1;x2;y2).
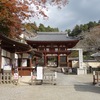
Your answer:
36;57;38;66
20;53;23;77
57;45;60;67
29;58;32;67
58;54;60;67
44;54;47;67
66;54;68;67
44;45;47;67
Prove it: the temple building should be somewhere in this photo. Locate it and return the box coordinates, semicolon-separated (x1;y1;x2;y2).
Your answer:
0;34;42;76
26;32;79;68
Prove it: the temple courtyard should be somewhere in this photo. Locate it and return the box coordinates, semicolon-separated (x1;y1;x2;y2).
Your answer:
0;73;100;100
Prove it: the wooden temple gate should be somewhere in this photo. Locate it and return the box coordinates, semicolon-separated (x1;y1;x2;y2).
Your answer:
26;32;79;68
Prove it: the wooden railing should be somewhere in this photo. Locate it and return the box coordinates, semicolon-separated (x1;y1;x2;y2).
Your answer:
0;71;12;84
31;72;57;85
43;72;57;85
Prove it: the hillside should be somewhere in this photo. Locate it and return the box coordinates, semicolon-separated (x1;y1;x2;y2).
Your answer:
75;25;100;52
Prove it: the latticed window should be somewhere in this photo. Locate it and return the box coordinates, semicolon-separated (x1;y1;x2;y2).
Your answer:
39;48;44;51
60;56;66;62
60;48;66;51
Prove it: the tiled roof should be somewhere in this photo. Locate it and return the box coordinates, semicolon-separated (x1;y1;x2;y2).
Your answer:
0;33;42;57
27;32;78;42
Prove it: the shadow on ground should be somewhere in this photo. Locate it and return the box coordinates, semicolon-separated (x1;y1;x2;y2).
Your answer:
74;84;100;94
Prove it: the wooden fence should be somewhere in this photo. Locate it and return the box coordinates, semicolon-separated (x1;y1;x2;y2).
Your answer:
0;71;12;84
31;72;57;85
43;72;57;85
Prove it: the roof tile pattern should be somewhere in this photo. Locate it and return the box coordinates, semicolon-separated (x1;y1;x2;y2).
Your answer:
27;32;78;42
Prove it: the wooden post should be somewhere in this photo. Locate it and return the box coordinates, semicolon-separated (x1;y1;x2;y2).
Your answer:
44;54;47;67
97;72;99;83
93;71;95;84
30;58;32;67
58;54;60;67
44;46;47;67
20;53;23;77
66;55;68;67
57;46;60;67
66;54;70;67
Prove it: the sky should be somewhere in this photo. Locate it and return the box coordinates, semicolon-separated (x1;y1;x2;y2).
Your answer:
30;0;100;31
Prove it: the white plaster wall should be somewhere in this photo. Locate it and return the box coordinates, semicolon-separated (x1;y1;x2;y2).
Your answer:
22;59;27;67
6;51;10;58
1;49;14;69
1;57;10;69
1;49;11;58
1;49;6;56
84;62;100;68
72;61;100;68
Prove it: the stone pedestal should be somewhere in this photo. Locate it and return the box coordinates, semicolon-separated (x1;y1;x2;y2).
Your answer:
77;68;87;75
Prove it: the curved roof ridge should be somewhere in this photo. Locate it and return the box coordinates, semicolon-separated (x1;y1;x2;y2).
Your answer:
37;32;68;35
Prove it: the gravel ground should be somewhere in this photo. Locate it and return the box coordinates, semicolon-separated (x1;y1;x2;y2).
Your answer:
0;73;100;100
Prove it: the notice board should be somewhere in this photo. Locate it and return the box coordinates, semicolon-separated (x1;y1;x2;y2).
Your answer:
37;67;43;80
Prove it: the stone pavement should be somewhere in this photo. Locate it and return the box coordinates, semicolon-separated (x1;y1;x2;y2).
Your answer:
57;73;92;86
0;73;100;100
18;72;93;86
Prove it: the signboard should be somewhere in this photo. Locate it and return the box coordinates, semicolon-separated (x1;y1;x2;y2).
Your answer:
3;65;11;70
37;67;43;80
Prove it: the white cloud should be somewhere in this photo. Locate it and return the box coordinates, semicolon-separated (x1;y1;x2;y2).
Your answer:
29;0;100;31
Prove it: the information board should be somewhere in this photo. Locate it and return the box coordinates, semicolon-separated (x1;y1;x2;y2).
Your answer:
37;67;43;80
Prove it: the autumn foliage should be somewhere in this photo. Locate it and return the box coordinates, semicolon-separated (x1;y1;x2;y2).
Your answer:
0;0;68;38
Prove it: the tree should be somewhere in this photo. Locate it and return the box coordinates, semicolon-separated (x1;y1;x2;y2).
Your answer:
98;20;100;24
83;24;88;32
24;23;38;33
38;23;46;32
87;21;95;30
65;29;71;35
0;0;68;38
46;26;51;32
80;24;84;32
53;28;59;32
70;25;81;36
